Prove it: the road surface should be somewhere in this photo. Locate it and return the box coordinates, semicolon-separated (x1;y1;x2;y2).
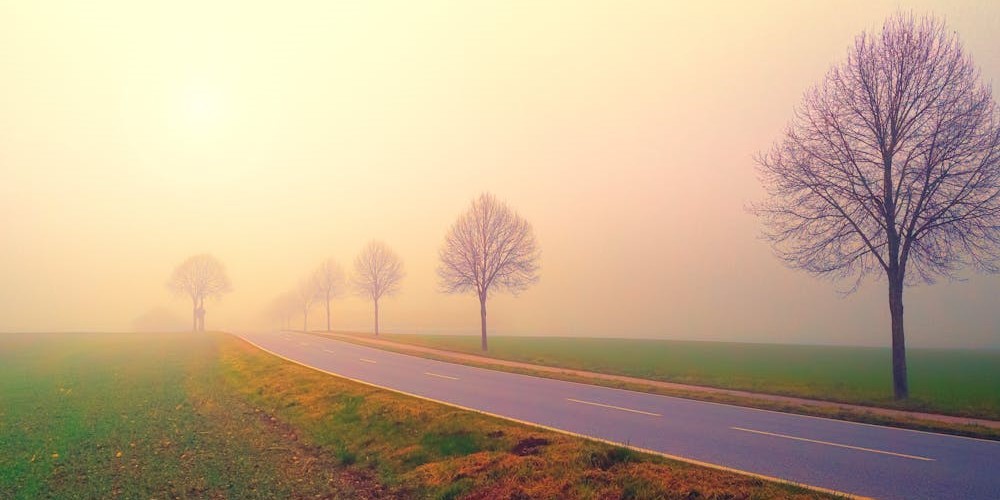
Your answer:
239;331;1000;499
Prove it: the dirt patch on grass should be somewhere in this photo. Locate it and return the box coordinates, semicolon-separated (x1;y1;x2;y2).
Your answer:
510;437;550;456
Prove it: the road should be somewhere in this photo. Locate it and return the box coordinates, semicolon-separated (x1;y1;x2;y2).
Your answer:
239;331;1000;499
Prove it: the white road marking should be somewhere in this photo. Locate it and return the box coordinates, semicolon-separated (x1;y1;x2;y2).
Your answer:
566;398;662;417
238;335;864;499
359;358;377;364
322;349;336;354
424;372;459;380
731;427;934;461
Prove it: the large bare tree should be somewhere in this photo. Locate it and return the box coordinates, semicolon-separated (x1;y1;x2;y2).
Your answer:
352;241;404;335
438;193;540;351
753;13;1000;399
167;254;232;332
313;258;346;332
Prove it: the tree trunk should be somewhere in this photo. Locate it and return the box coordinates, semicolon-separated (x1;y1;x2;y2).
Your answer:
191;300;198;332
196;296;205;332
889;274;908;399
325;292;331;332
479;296;488;351
303;309;308;333
374;299;380;336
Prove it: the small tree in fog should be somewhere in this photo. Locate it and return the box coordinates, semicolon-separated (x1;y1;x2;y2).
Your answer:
313;258;346;332
753;13;1000;399
269;291;298;331
352;241;404;335
167;254;232;332
296;277;321;332
438;193;540;351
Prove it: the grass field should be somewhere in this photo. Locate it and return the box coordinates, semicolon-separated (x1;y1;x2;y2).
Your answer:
0;332;829;499
350;333;1000;421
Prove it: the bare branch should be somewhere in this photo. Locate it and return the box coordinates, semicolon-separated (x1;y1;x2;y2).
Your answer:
352;241;405;302
751;13;1000;286
437;193;541;300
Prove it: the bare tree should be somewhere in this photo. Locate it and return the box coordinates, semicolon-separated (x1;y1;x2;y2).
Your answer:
313;258;346;332
753;13;1000;399
352;241;404;335
295;277;321;332
167;254;232;332
438;193;540;351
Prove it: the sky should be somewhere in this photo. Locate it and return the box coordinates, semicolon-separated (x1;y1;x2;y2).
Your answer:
1;0;999;348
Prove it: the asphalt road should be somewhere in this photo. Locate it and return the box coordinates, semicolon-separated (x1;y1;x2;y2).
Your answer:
239;331;1000;499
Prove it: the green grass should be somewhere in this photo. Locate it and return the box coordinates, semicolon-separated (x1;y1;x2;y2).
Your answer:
352;333;1000;420
0;332;834;499
0;332;386;499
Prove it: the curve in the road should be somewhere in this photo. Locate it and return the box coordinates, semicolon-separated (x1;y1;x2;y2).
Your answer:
237;332;1000;500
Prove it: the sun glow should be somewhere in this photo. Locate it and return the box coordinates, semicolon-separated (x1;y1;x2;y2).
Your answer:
177;84;225;134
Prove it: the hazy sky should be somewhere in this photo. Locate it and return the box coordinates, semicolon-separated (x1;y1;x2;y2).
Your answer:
2;1;999;347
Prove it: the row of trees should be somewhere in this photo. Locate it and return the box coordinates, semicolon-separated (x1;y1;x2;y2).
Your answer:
267;193;541;351
166;193;541;353
165;13;1000;400
268;241;404;335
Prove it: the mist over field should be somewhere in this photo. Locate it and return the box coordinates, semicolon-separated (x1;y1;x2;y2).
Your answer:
2;0;999;348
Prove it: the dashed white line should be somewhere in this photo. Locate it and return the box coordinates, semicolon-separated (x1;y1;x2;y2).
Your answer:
424;372;459;380
359;358;377;364
566;398;662;417
731;427;935;461
322;349;336;354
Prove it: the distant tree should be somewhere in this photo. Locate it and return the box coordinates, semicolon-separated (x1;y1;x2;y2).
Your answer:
313;258;346;332
352;241;404;335
438;193;540;351
167;254;232;332
295;277;321;332
268;291;299;331
753;13;1000;399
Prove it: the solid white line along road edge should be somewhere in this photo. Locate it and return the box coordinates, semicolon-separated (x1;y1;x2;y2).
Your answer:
567;398;662;417
235;334;869;499
730;427;935;461
359;358;377;363
424;372;459;380
297;332;1000;449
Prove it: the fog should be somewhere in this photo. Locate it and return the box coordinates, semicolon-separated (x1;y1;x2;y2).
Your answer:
2;1;998;348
